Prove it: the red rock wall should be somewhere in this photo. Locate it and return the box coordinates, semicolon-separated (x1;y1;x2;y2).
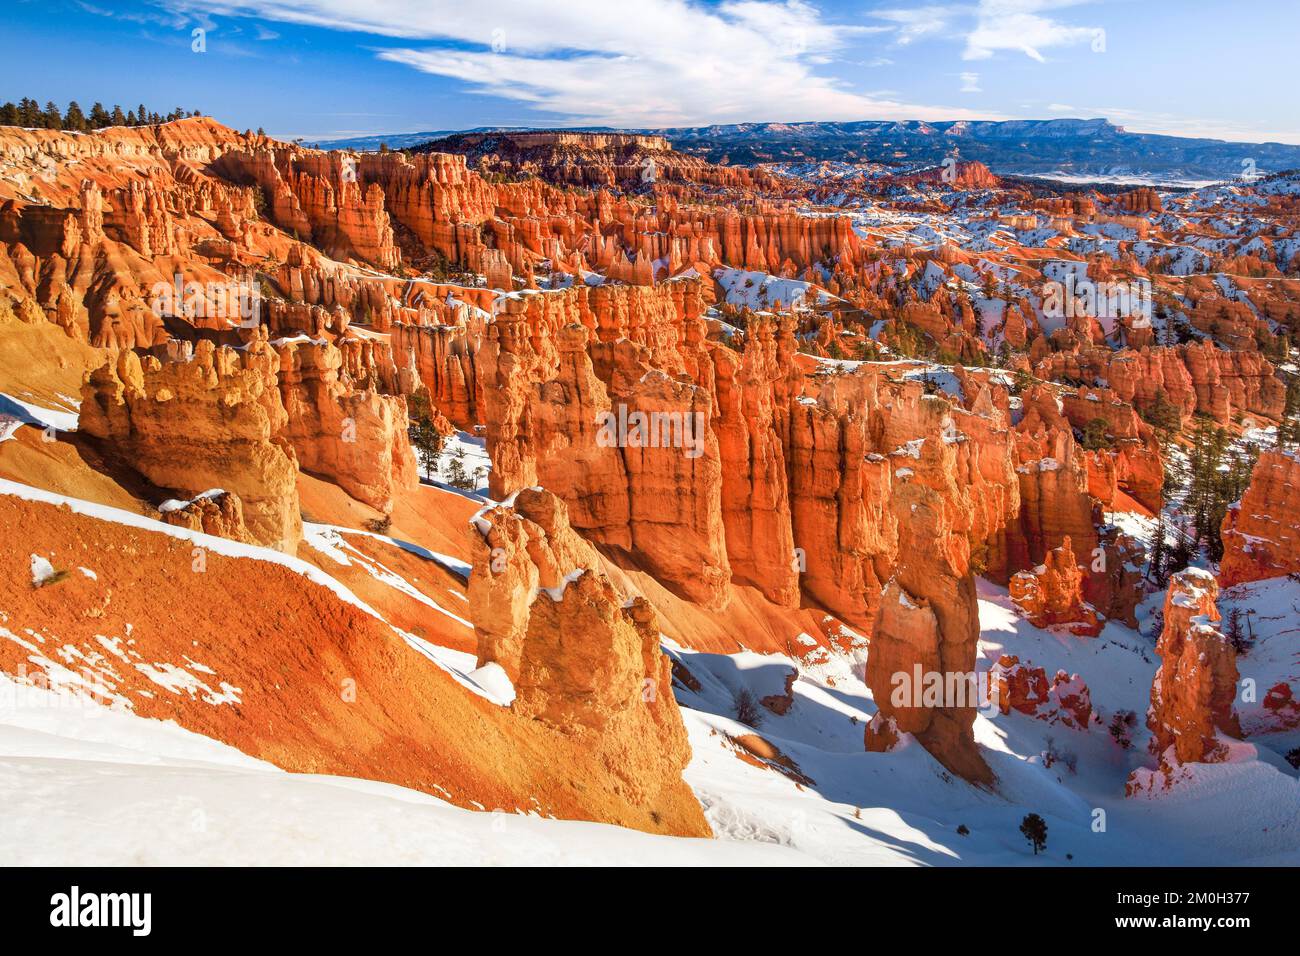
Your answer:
275;338;417;513
1219;449;1300;585
79;336;302;549
1035;342;1285;426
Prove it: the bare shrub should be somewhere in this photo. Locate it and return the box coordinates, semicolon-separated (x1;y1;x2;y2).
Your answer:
732;687;764;728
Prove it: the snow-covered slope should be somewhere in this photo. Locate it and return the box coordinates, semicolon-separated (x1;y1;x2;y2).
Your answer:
3;473;1295;866
664;578;1298;866
0;676;809;866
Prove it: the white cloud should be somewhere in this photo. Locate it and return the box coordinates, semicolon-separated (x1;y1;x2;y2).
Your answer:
872;1;1104;62
161;0;1003;126
959;71;981;93
872;5;967;46
962;0;1102;62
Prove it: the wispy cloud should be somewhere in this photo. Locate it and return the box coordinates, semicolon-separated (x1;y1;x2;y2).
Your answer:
963;0;1103;62
157;0;1003;126
872;5;967;46
78;0;196;28
871;0;1104;62
959;71;981;92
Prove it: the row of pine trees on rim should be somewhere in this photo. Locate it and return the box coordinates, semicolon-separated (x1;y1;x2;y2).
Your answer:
0;99;203;130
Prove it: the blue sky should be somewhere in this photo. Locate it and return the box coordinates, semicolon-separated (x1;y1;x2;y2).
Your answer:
3;0;1298;144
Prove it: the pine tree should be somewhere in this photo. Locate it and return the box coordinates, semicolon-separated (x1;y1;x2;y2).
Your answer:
1019;813;1048;855
1167;522;1195;576
1186;415;1222;546
407;391;444;483
1185;415;1258;560
1280;414;1300;450
18;98;41;126
63;101;87;132
1224;607;1249;655
1148;509;1168;585
110;105;127;126
88;102;111;129
1141;387;1181;444
0;102;17;127
1207;445;1257;561
41;100;63;129
1279;377;1300;450
1080;417;1111;450
446;457;472;489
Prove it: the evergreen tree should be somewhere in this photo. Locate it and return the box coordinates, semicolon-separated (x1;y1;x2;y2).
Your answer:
18;98;41;126
1167;522;1195;576
110;105;127;126
41;100;63;129
88;102;111;129
1141;388;1181;444
1224;607;1249;655
446;456;473;490
1080;417;1111;451
1148;509;1168;585
63;101;87;132
1185;414;1222;544
1185;415;1257;560
0;102;17;126
407;391;445;483
1019;813;1048;855
1279;377;1300;450
1279;414;1300;450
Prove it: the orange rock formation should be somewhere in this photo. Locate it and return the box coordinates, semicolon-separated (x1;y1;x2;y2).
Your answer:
1145;569;1242;766
1009;537;1103;636
79;337;302;549
275;337;417;513
1219;449;1300;586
